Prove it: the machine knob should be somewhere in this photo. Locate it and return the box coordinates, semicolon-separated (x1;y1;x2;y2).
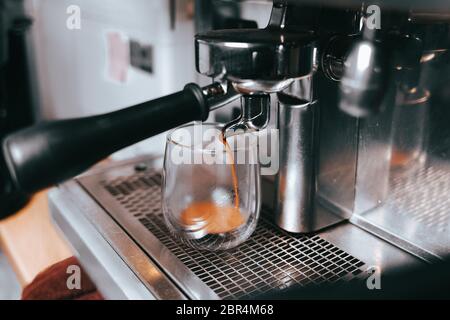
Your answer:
339;39;390;117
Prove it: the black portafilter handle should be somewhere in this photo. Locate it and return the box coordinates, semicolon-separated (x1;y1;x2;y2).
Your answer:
1;83;226;195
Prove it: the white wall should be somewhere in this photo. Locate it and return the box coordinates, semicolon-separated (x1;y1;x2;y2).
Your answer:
25;0;196;158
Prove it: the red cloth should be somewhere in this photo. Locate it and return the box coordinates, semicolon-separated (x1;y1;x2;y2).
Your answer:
22;257;103;300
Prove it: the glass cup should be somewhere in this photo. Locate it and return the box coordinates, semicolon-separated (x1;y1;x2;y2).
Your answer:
162;122;261;251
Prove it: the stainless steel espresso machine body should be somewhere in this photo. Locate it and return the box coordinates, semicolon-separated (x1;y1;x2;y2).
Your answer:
194;0;450;251
5;0;449;299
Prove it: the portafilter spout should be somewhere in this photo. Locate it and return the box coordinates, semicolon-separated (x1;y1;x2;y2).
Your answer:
222;94;271;139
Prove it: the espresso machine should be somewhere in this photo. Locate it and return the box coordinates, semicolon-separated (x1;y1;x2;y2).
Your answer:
1;0;450;299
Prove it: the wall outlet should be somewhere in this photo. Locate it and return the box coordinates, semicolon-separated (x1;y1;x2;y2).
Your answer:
129;39;153;74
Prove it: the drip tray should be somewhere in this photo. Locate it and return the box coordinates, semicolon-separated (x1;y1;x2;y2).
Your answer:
50;157;421;299
79;165;366;299
352;156;450;261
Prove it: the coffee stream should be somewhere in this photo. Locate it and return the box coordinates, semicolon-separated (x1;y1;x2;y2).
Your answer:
222;132;240;209
179;131;245;235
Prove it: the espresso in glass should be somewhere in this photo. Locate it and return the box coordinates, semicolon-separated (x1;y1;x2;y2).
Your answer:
162;123;260;251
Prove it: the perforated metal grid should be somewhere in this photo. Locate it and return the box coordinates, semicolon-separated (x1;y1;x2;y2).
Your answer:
100;170;366;300
388;163;450;233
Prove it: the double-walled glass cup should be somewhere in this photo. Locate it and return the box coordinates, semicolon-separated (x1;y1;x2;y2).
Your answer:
162;122;261;251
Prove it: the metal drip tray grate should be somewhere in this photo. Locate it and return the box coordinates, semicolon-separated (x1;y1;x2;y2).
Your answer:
352;156;450;261
388;164;450;233
140;216;365;299
82;169;366;300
